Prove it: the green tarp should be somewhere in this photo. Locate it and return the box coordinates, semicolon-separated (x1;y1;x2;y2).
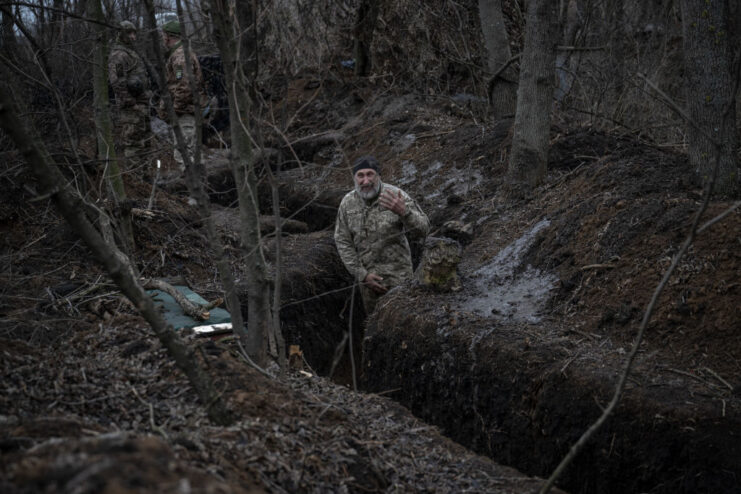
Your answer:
147;285;231;330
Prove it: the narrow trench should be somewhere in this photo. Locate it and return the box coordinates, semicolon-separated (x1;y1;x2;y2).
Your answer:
220;175;632;494
211;168;739;494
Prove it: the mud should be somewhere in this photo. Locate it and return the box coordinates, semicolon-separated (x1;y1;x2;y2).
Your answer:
459;218;558;323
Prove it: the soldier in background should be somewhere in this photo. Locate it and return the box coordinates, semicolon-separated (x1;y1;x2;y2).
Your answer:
108;20;151;161
334;156;430;314
159;20;206;170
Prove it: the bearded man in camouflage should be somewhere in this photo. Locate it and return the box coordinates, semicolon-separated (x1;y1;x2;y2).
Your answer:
160;20;206;170
334;156;430;313
108;21;151;160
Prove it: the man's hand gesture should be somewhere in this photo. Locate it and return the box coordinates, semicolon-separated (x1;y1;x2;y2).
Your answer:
379;190;406;216
363;273;388;294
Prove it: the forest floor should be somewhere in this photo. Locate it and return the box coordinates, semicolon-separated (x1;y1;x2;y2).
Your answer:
1;69;740;493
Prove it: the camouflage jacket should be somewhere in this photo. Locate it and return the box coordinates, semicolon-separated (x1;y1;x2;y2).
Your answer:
334;182;430;288
164;44;206;116
108;43;149;109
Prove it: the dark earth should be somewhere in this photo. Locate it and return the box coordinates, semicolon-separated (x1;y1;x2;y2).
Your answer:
2;41;741;494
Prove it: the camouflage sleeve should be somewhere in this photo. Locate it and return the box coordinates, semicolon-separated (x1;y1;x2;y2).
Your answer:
167;51;191;113
334;203;368;283
108;50;130;105
401;193;430;240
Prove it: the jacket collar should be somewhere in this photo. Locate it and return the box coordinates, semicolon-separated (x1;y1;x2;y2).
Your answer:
167;41;182;58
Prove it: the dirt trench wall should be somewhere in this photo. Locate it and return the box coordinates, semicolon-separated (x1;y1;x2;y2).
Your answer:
240;231;363;376
361;292;741;494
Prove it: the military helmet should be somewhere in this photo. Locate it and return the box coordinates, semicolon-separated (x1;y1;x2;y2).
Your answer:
119;20;137;32
161;20;181;36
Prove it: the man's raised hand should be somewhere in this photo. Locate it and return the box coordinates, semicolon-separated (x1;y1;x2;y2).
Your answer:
379;190;406;216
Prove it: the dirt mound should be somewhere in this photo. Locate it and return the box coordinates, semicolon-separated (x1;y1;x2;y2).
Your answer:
362;124;740;494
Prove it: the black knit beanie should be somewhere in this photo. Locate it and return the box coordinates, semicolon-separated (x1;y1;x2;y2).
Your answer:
352;156;380;175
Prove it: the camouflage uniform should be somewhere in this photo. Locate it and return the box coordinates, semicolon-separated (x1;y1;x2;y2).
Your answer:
334;182;430;313
162;43;206;169
108;39;151;159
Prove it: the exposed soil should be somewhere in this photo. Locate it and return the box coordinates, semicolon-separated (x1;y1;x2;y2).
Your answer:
2;64;740;494
361;117;741;493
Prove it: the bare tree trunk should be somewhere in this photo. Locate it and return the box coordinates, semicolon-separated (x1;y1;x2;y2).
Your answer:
210;0;273;367
183;0;207;46
1;6;17;57
507;0;560;189
680;0;740;197
606;0;625;105
479;0;517;118
236;0;258;92
89;0;135;255
353;0;380;77
554;0;582;104
0;79;234;427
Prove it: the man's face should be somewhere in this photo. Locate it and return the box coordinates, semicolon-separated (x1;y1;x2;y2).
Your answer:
354;169;380;200
163;32;176;48
126;31;137;43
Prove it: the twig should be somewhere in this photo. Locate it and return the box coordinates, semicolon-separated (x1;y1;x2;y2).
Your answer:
697;201;741;233
279;284;355;309
0;1;117;28
544;161;592;190
490;53;521;82
636;72;718;146
348;281;358;392
300;353;317;377
560;353;579;374
328;331;349;379
416;129;457;139
580;263;616;271
236;339;275;379
703;367;734;391
665;368;720;391
373;388;401;396
556;45;606;51
129;384;168;440
147;160;161;210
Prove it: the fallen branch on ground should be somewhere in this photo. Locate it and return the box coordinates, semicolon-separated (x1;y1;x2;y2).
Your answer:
142;279;221;321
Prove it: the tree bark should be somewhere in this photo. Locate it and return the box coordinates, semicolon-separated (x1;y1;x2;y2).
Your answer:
88;0;135;255
479;0;517;118
1;6;17;57
507;0;560;189
0;78;234;427
680;0;740;197
210;0;273;367
353;0;380;77
554;0;582;104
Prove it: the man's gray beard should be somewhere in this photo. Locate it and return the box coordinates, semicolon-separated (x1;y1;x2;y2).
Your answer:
355;180;381;200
